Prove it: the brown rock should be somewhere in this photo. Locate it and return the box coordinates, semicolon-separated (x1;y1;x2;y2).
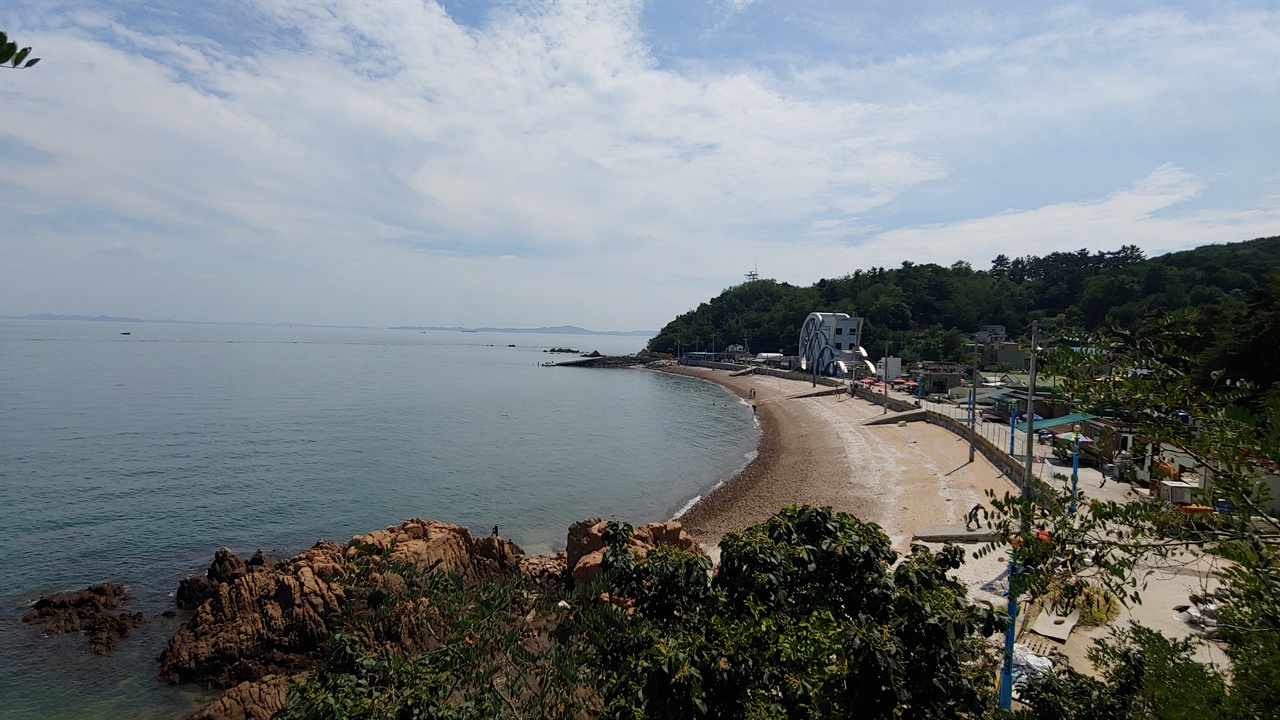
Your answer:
518;552;568;586
572;550;606;586
566;517;608;569
186;674;295;720
178;548;250;611
22;582;143;654
474;534;524;571
565;519;703;588
159;543;349;687
159;519;523;689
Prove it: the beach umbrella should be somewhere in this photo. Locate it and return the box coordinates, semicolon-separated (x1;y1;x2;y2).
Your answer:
1055;432;1092;443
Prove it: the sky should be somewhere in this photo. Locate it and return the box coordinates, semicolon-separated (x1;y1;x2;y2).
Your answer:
1;1;1276;331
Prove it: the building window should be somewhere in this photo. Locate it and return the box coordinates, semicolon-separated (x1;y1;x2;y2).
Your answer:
835;342;843;350
835;327;843;335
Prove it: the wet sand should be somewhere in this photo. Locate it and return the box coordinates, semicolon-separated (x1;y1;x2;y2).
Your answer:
662;366;1015;556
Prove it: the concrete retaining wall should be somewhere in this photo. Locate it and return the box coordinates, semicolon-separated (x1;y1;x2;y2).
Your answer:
926;411;1026;488
851;387;1024;487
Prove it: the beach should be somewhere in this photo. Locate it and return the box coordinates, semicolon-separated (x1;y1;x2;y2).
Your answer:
664;366;1016;552
662;364;1228;673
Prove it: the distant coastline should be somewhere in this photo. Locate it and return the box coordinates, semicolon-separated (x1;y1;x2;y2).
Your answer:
390;324;656;337
4;315;655;337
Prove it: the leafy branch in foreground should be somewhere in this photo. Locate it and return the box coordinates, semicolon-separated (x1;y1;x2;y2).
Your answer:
0;31;40;69
974;307;1279;717
587;505;1006;719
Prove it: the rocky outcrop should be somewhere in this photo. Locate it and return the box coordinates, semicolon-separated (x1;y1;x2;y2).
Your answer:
186;674;295;720
519;551;568;586
177;547;249;611
566;518;702;586
160;519;525;689
22;582;144;654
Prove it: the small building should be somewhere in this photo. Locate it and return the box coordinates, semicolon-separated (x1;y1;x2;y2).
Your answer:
982;341;1026;370
876;356;902;381
916;362;969;395
975;324;1008;344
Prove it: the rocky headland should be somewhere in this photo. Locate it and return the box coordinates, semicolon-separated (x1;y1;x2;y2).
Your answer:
156;516;697;719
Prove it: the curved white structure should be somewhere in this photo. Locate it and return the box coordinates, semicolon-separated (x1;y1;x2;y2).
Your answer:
798;312;865;377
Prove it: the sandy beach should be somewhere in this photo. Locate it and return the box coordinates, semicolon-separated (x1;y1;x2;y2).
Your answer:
662;364;1225;672
663;365;1016;554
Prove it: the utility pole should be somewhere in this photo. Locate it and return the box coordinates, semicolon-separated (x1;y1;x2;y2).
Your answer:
969;342;980;463
1000;320;1039;711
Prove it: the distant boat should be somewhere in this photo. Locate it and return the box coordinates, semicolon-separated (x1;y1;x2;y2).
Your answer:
120;332;131;335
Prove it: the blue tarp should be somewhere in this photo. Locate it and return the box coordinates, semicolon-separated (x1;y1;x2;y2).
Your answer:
1014;412;1097;434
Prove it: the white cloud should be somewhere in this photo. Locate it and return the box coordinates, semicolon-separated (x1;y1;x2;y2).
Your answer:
829;165;1278;274
0;0;1275;329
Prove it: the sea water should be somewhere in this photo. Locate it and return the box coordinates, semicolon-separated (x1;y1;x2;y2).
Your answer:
0;320;759;718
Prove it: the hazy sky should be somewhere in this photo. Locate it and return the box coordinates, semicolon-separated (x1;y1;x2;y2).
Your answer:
1;1;1276;331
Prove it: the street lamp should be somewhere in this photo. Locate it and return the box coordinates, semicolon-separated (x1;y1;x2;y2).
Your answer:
1069;423;1082;514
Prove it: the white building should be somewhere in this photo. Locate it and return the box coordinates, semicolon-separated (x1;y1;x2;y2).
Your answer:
798;312;866;377
975;324;1008;344
876;356;902;380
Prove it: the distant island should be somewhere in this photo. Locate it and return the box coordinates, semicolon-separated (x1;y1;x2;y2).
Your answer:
390;325;656;337
5;315;655;337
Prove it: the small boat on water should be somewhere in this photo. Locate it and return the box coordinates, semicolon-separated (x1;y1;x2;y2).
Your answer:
120;332;131;335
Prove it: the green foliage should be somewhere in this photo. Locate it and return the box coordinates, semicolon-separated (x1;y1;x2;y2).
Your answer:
585;505;1006;719
0;31;41;69
1018;623;1231;720
647;237;1280;367
279;555;603;719
1210;537;1280;718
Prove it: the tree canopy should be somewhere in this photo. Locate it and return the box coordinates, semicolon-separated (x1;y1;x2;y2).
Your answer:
647;236;1280;366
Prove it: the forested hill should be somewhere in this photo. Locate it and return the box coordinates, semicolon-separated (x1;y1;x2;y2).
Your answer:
647;236;1280;364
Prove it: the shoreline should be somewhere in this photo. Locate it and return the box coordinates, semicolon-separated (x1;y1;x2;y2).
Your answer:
656;365;1015;568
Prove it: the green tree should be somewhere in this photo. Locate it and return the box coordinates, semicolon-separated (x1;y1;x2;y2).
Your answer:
980;311;1279;717
587;506;1006;719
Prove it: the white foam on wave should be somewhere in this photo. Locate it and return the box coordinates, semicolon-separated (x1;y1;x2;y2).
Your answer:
672;495;701;519
669;449;760;520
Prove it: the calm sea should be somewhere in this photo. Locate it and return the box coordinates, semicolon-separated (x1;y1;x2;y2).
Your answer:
0;320;758;718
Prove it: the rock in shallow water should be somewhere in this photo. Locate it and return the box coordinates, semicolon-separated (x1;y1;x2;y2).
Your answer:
22;582;145;654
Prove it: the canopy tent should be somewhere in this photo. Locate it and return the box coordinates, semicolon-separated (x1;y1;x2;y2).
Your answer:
1014;412;1097;434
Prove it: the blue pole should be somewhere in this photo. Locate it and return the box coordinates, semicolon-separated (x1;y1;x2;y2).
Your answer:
1070;429;1080;514
999;566;1018;707
1009;407;1017;456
